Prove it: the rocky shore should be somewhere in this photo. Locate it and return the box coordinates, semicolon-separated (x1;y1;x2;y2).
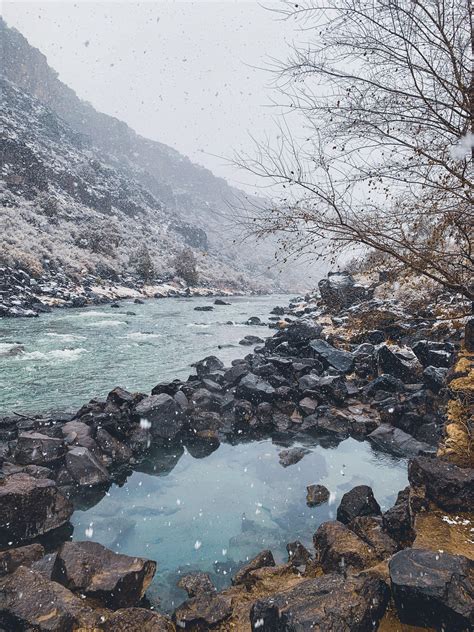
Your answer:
0;265;259;318
0;271;472;631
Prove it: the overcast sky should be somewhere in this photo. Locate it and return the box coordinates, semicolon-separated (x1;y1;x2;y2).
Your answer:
2;1;302;192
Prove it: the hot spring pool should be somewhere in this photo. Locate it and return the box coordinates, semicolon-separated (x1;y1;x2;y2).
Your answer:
70;435;408;611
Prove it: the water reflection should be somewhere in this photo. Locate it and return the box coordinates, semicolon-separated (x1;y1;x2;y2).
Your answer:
71;436;408;611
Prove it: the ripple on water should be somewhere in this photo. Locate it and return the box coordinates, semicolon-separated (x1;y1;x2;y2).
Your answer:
18;348;89;362
87;320;127;327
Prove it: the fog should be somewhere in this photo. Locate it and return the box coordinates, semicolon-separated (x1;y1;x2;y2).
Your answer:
2;0;300;192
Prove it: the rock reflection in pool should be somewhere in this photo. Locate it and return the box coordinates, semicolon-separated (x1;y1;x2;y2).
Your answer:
71;437;408;611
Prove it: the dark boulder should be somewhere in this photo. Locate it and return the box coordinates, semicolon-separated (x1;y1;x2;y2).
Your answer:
223;363;249;386
0;566;100;631
412;340;454;368
306;484;330;507
348;516;398;559
250;572;389;631
284;320;323;344
101;608;174;631
13;431;66;465
363;374;405;398
278;447;309;468
236;373;275;404
246;316;262;325
0;543;44;576
173;592;233;629
368;424;435;458
423;365;448;393
0;473;73;546
194;305;214;311
134;393;184;439
336;485;381;524
309;339;354;373
313;375;348;404
239;335;264;346
408;455;474;511
389;548;474;631
214;298;230;305
65;446;110;486
178;572;216;597
318;272;373;311
232;550;275;588
56;541;156;609
313;520;378;573
377;345;422;383
95;428;133;464
382;487;414;544
286;541;312;566
192;355;224;377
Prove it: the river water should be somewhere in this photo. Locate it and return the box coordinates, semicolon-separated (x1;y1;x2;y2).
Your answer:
0;295;408;612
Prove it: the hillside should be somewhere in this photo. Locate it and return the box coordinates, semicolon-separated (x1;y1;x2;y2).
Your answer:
0;18;303;294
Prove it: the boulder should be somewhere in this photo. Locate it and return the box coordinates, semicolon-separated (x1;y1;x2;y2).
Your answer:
134;393;184;439
101;608;174;631
313;520;378;573
377;345;422;383
412;340;453;368
0;473;73;546
318;272;373;311
309;339;354;373
286;541;312;566
236;373;275;403
192;355;224;377
178;572;216;597
389;548;474;631
306;484;330;507
246;316;262;325
368;424;434;458
408;455;474;511
336;485;381;524
284;320;323;344
232;550;275;588
0;543;44;576
363;374;405;398
313;375;348;404
250;572;389;631
239;335;264;345
223;363;249;386
56;541;156;608
61;420;93;445
214;299;230;305
194;305;213;311
66;446;110;486
0;566;100;630
348;516;398;559
95;428;133;464
278;447;309;468
173;592;233;629
423;365;448;393
382;487;414;544
13;431;66;465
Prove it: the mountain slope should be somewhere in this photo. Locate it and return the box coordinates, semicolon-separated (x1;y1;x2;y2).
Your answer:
0;18;301;291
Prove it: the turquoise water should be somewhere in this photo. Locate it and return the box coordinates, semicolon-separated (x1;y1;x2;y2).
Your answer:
0;295;284;414
71;436;408;611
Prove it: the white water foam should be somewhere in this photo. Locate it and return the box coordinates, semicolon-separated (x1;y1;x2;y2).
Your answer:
126;332;162;340
18;348;89;362
45;333;86;342
87;320;127;327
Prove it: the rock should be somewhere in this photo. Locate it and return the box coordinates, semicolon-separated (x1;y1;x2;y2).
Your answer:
271;306;285;315
309;339;354;373
250;572;389;631
286;541;312;566
377;345;422;383
107;386;137;407
382;487;414;544
408;455;474;511
194;305;213;311
368;424;434;458
423;365;448;392
246;316;262;325
0;473;73;546
306;484;330;507
284;320;323;344
465;316;474;352
223;363;248;386
134;393;183;439
348;516;398;559
214;298;230;305
192;355;224;377
318;271;373;311
363;374;405;398
314;374;348;404
31;552;62;580
0;543;44;576
336;485;381;524
313;520;378;573
178;572;215;597
95;428;133;464
298;396;318;415
13;431;66;465
65;446;110;486
61;420;93;445
236;373;275;403
278;447;309;467
134;298;145;304
0;566;100;630
389;548;474;631
412;340;453;368
232;550;275;588
173;592;233;629
239;335;264;345
101;608;174;631
56;541;156;608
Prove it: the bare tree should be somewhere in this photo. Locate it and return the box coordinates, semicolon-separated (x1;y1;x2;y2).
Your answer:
236;0;473;300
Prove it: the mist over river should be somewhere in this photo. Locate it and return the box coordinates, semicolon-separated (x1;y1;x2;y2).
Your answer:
0;295;284;415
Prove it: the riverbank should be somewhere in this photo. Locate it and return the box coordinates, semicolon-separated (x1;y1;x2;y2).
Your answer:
0;272;472;630
0;264;273;318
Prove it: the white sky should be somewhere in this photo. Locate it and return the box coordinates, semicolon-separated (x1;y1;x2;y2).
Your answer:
2;1;302;192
